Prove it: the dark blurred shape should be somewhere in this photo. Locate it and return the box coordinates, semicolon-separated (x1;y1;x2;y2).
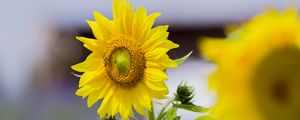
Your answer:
168;26;225;58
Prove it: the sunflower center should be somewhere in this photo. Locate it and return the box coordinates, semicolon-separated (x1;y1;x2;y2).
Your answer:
271;78;290;103
110;48;131;75
105;36;146;88
252;46;300;119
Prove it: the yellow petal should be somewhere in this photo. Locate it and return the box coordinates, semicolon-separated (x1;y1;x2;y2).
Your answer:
143;79;169;93
123;1;134;35
94;11;115;38
132;6;147;40
87;90;101;108
147;89;167;99
97;86;117;118
146;25;169;40
146;60;162;69
144;69;164;82
157;40;179;50
145;68;168;80
139;12;161;42
71;53;102;72
143;80;168;99
157;55;178;68
146;55;178;70
113;88;133;120
76;36;99;52
143;25;169;51
128;86;147;116
78;71;94;87
113;0;127;34
145;48;169;60
86;20;103;40
98;80;113;99
129;85;147;116
136;82;152;111
78;68;106;87
112;0;122;20
143;33;169;51
119;99;132;120
76;86;93;98
133;103;147;116
110;95;120;116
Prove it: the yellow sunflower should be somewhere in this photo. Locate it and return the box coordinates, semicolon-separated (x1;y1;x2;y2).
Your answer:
200;8;300;120
71;0;179;119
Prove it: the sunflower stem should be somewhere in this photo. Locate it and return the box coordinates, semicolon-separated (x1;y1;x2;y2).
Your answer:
148;102;155;120
156;97;175;120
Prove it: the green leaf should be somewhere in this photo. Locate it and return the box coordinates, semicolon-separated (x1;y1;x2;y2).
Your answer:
156;97;176;120
71;72;82;77
165;107;179;120
195;115;217;120
172;103;209;113
174;51;193;65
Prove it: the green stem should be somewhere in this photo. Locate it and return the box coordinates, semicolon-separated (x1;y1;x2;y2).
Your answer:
148;102;155;120
156;97;175;120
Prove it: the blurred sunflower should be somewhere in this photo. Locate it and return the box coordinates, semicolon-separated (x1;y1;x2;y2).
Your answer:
71;0;179;119
200;8;300;120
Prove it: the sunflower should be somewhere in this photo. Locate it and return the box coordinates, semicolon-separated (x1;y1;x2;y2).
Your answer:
200;8;300;120
71;0;179;119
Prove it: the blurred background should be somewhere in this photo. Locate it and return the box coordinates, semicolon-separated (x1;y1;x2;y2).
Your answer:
1;0;300;119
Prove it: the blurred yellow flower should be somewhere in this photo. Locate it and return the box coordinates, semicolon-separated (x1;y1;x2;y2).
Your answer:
200;8;300;120
71;0;179;119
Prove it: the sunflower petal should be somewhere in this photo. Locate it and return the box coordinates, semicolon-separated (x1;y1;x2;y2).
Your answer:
79;68;106;87
123;1;134;35
157;55;178;68
76;86;93;98
143;79;169;93
133;103;147;116
94;11;115;39
140;12;161;42
114;0;129;34
71;53;102;72
143;32;169;51
157;40;179;50
145;48;169;60
145;68;168;80
76;36;99;52
143;25;169;51
132;6;147;40
86;20;103;40
147;25;169;40
97;86;117;118
98;80;113;99
137;83;152;111
87;91;101;108
110;95;120;116
143;79;168;99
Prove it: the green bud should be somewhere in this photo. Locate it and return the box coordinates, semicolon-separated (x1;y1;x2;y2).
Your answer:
111;48;131;75
104;116;118;120
175;81;195;105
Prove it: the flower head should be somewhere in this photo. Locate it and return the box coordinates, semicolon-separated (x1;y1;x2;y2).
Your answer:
200;8;300;120
71;0;179;119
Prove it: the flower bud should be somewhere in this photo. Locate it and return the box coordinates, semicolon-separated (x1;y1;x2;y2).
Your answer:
175;82;195;105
